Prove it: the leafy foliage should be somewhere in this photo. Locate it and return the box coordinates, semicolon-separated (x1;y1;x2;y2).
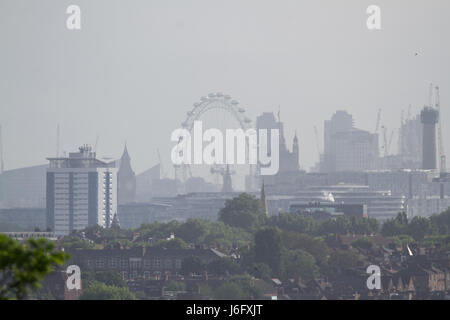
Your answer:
207;258;242;277
269;213;316;234
214;275;262;300
318;216;352;235
386;234;415;247
31;194;450;301
82;270;126;288
248;262;272;281
135;221;181;243
281;231;329;265
154;238;187;249
328;250;362;270
351;237;374;251
430;208;450;234
134;219;251;252
181;256;205;276
408;216;431;241
382;212;432;241
283;249;319;281
59;236;95;250
176;219;209;243
254;227;284;277
214;281;246;300
218;193;266;232
165;280;186;292
79;280;136;300
381;212;409;237
104;238;135;249
0;235;69;300
349;217;379;235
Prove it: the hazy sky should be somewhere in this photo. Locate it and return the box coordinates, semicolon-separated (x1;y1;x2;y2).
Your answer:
1;0;450;178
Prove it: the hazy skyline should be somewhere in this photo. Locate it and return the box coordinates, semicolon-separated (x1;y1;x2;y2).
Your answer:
1;0;450;176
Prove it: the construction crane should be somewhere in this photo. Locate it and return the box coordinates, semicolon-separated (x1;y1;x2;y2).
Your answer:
387;130;394;156
380;123;395;157
381;125;388;157
375;108;381;133
94;134;99;154
398;109;404;156
375;109;383;168
435;86;446;174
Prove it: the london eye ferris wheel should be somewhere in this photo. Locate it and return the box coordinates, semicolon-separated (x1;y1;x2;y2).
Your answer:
174;92;255;191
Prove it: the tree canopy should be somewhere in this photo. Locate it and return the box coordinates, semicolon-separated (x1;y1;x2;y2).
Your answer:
79;281;136;300
82;270;126;288
283;249;319;281
254;227;284;277
181;256;205;276
218;193;266;232
0;235;68;300
214;275;262;300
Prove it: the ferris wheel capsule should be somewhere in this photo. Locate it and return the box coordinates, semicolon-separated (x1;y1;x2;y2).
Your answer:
208;93;216;98
200;96;208;101
224;95;231;100
216;92;223;97
238;108;245;113
231;100;239;105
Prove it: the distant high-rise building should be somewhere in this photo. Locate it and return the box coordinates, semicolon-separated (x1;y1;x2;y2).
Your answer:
322;110;378;172
399;113;422;169
135;163;160;201
420;106;439;170
46;145;118;236
256;112;299;174
324;111;354;148
118;144;136;204
0;164;47;208
323;110;354;172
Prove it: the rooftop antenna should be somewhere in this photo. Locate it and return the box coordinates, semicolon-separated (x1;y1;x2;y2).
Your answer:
56;124;60;158
407;104;412;121
374;108;381;133
94;134;99;154
428;83;434;107
387;129;394;156
0;124;4;173
399;109;404;156
375;109;382;166
435;86;446;174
